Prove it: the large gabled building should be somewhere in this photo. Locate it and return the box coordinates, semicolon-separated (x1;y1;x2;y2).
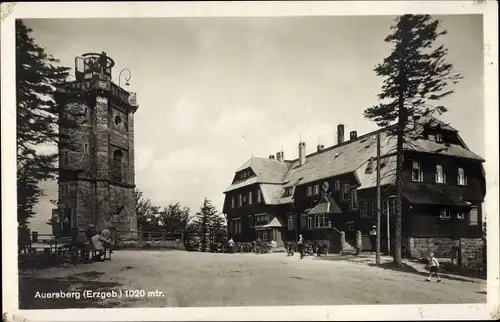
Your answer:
222;117;485;257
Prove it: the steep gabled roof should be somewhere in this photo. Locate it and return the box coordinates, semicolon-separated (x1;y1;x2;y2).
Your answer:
224;116;484;201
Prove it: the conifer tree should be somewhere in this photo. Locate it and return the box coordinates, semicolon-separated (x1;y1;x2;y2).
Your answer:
364;15;462;267
192;198;226;252
16;19;74;227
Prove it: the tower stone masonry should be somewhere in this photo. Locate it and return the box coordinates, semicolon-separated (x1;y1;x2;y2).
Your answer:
54;52;139;243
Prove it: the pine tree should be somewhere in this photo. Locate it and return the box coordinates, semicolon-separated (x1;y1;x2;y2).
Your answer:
364;15;462;267
16;19;75;228
192;198;225;252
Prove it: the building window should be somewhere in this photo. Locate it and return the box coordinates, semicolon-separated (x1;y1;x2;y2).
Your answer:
255;214;268;226
284;187;293;197
457;213;465;220
306;186;313;196
360;201;369;217
313;184;320;195
335;180;340;191
435;164;446;183
315;214;328;228
350;189;358;210
231;197;235;209
341;184;350;201
457;167;467;186
469;207;479;226
347;222;355;232
232;218;242;235
436;133;443;143
248;191;253;205
307;216;313;229
248;215;254;228
412;161;423;182
427;134;436;141
257;189;262;203
439;208;451;219
238;194;242;207
262;230;269;241
287;215;295;231
383;197;396;216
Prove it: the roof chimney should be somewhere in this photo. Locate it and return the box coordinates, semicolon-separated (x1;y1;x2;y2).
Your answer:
337;124;345;144
269;154;275;160
298;142;306;166
276;151;284;163
317;144;325;152
350;131;357;141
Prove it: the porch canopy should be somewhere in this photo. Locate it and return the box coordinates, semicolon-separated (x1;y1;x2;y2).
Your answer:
254;216;284;230
308;194;342;215
402;184;471;207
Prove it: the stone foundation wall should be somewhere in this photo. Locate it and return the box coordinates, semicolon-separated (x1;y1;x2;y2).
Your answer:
406;237;459;259
460;238;485;269
406;237;486;270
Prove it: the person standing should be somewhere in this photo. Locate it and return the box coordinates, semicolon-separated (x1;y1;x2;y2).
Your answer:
427;252;442;282
369;225;377;254
228;237;235;254
297;234;304;259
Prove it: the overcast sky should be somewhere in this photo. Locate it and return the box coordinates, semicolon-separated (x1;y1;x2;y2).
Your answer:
24;15;484;233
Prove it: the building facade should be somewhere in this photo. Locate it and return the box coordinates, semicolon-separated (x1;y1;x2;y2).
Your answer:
222;118;485;257
53;52;139;243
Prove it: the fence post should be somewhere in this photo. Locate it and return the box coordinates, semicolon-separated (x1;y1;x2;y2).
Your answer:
340;231;346;252
356;230;362;255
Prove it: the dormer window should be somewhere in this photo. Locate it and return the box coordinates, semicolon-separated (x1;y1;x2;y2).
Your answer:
436;133;443;143
284;187;293;197
306;186;313;196
313;184;320;195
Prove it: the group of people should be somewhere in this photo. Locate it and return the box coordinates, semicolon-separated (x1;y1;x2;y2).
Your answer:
84;225;113;261
287;234;326;259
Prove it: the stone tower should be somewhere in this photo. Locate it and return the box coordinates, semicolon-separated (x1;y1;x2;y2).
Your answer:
53;52;138;243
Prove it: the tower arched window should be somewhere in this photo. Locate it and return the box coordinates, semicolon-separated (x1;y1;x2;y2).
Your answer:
112;149;123;182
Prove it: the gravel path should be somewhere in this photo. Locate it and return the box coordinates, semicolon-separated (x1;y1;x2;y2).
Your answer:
19;250;486;309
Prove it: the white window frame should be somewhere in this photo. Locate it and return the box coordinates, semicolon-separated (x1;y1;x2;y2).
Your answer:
238;194;242;207
306;186;313;196
315;214;328;228
412;161;423;182
436;133;443;143
257;189;262;203
360;201;369;217
468;207;479;226
457;167;467;186
456;213;465;220
313;184;320;195
248;191;253;205
350;189;358;210
287;215;294;231
435;164;446;184
307;216;313;229
439;208;451;219
341;184;350;201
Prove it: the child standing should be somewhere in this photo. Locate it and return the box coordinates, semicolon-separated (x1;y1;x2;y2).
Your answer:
427;252;441;282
